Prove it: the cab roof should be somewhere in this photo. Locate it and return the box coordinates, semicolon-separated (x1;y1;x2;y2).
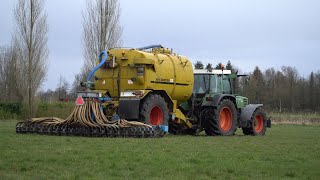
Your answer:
193;69;232;75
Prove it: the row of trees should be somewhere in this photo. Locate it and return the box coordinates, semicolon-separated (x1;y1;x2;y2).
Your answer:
195;61;320;112
241;66;320;112
38;75;71;102
0;0;122;117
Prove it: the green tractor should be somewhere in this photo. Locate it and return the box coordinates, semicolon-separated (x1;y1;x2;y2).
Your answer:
175;68;271;136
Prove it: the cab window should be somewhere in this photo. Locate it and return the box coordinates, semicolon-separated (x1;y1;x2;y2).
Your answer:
209;74;231;94
193;74;209;93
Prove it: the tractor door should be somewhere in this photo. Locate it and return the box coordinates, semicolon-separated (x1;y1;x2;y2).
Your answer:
193;74;209;95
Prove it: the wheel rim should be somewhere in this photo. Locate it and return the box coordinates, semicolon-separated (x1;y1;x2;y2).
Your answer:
254;114;264;132
150;106;163;125
219;107;232;132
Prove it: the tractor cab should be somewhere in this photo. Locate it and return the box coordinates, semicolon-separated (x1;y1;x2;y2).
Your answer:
193;69;232;96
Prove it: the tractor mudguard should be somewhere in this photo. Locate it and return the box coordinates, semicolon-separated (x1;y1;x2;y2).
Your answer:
201;94;236;107
239;104;263;127
118;98;141;120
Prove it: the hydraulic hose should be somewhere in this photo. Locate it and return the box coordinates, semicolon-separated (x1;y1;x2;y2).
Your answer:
137;44;163;50
87;51;108;82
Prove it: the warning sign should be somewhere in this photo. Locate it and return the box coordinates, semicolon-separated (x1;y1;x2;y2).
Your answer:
75;96;84;105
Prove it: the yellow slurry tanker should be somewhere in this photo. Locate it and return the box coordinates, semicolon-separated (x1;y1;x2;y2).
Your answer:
91;45;194;131
16;45;271;137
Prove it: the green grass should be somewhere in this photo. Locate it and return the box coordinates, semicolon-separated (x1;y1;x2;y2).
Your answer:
0;102;75;120
36;102;75;119
0;121;320;179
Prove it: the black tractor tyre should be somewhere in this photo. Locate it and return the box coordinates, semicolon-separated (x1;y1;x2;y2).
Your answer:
203;99;238;136
140;94;169;126
242;108;267;136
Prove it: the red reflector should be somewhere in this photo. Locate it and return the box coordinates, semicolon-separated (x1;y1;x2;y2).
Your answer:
75;96;84;105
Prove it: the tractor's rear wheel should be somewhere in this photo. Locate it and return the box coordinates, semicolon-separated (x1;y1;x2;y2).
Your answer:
140;94;169;127
203;99;238;136
242;108;267;136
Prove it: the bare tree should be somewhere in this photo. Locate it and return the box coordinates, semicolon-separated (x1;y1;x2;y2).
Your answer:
13;0;48;117
81;0;122;78
56;75;70;100
0;46;12;101
70;72;85;98
0;43;21;102
281;66;298;112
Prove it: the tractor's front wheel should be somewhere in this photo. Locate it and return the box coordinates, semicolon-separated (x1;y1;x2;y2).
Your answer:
203;99;238;136
242;108;267;136
140;94;169;127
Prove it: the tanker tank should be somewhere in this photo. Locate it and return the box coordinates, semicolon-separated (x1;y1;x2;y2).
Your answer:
93;46;194;104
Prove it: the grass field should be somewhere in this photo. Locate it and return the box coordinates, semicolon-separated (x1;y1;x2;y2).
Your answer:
0;121;319;179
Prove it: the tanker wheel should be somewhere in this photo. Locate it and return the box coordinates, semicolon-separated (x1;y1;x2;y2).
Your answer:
140;94;169;127
242;108;267;136
203;99;238;136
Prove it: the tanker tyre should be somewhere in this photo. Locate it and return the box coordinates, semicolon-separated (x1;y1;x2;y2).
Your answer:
203;99;238;136
242;108;267;136
140;94;169;127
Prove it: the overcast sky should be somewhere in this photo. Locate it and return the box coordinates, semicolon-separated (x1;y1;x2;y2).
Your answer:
1;0;320;90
